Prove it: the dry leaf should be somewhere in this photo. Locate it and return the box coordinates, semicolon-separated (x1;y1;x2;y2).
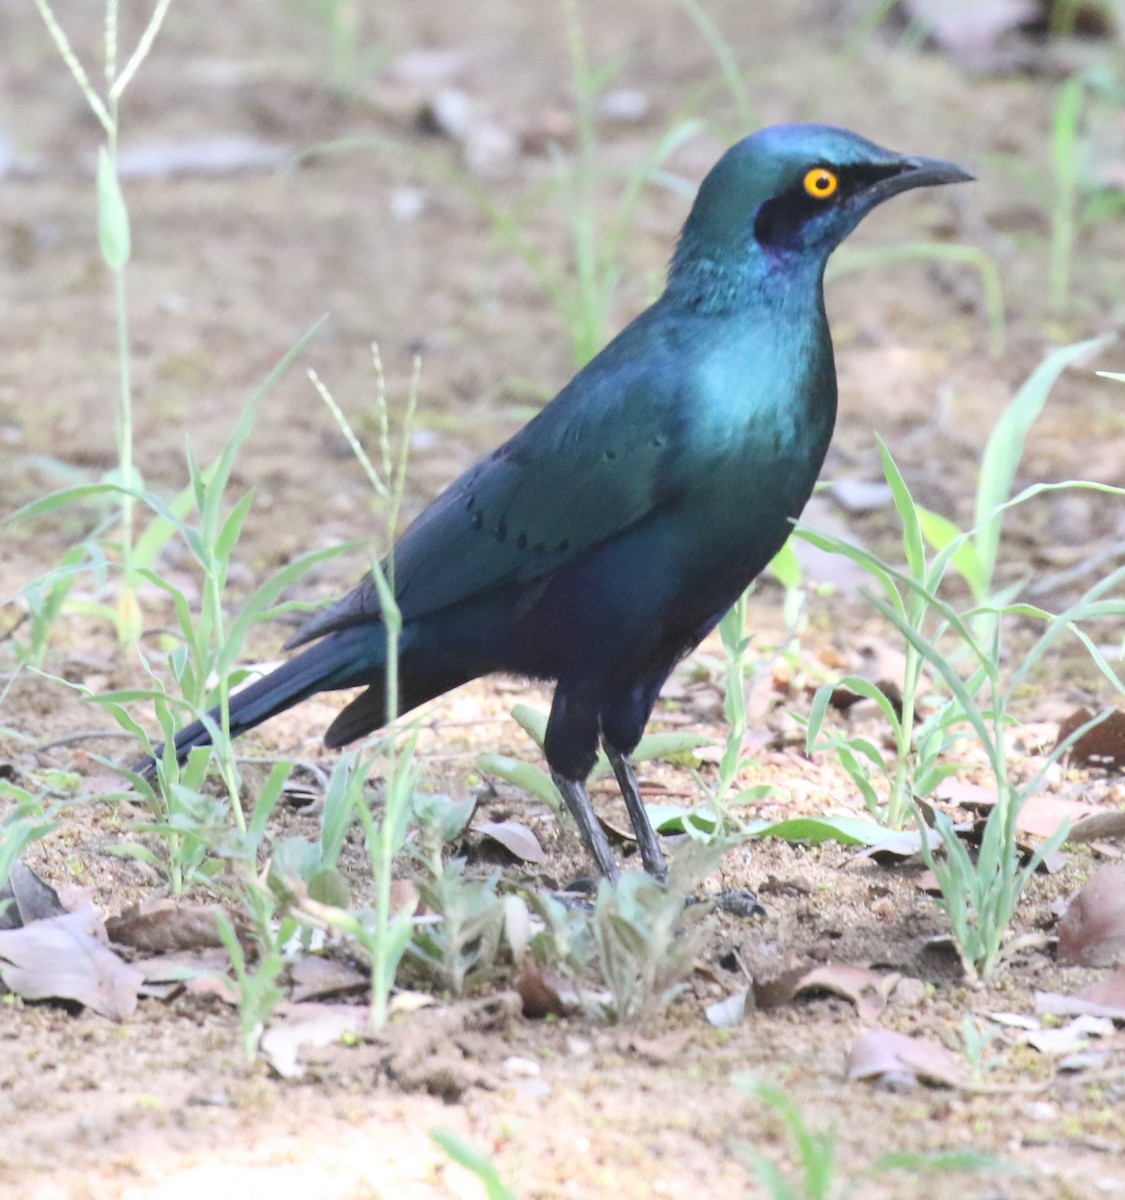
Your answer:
848;1028;968;1089
0;861;66;929
1034;986;1125;1021
516;961;568;1019
752;968;809;1010
1023;1015;1115;1055
932;781;1096;841
389;879;419;912
260;1003;369;1079
620;1030;692;1063
0;904;143;1020
1012;793;1099;840
136;949;230;999
986;1011;1040;1030
855;827;945;864
106;899;227;953
1058;866;1125;967
290;955;367;1003
933;779;1000;811
705;987;750;1028
475;820;546;864
1077;967;1125;1015
387;991;437;1016
184;973;239;1004
1067;811;1125;844
793;964;900;1023
1055;707;1125;768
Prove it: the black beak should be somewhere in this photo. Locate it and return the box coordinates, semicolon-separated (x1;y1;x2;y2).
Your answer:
868;155;975;203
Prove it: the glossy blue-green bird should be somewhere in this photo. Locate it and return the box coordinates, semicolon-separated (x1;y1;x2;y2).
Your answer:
165;125;971;883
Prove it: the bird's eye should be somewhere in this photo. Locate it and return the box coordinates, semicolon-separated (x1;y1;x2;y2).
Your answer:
803;168;838;199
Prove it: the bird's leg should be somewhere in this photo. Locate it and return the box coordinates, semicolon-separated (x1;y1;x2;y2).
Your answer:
551;771;620;884
603;742;667;881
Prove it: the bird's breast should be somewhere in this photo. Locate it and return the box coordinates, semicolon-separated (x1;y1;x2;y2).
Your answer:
682;318;836;529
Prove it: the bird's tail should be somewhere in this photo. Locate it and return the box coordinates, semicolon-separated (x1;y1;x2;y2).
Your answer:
161;625;382;765
140;624;475;774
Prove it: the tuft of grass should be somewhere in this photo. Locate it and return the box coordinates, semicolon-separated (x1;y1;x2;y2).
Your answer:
800;388;1125;978
0;778;66;893
991;69;1125;313
294;0;384;91
593;843;719;1022
1050;75;1085;309
735;1076;840;1200
32;0;175;642
431;1130;518;1200
676;0;755;132
407;792;506;997
734;1074;1012;1197
803;337;1116;832
300;348;424;1027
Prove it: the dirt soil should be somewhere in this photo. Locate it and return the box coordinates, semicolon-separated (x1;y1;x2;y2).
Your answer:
3;2;1125;1197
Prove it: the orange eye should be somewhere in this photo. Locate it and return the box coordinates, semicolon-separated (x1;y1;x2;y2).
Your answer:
803;167;838;199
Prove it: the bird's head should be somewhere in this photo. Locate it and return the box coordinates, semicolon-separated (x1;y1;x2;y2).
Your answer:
669;124;973;308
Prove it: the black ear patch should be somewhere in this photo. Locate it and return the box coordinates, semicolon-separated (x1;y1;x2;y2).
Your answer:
753;190;827;250
754;162;907;251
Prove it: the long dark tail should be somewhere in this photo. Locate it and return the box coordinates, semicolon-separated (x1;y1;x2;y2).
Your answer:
161;625;383;765
141;624;474;771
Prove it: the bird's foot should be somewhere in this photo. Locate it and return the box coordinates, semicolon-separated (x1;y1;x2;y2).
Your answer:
702;887;766;918
546;886;597;914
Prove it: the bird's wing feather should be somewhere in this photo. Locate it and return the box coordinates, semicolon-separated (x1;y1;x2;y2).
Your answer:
286;321;689;647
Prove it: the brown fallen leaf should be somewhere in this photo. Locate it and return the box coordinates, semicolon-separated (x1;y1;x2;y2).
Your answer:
0;861;67;930
1055;707;1125;769
106;898;228;953
855;827;946;864
705;987;751;1028
1010;793;1099;840
0;904;144;1021
1077;967;1125;1014
752;968;809;1011
1034;987;1125;1022
933;780;1000;810
847;1028;968;1089
1023;1015;1115;1055
516;960;568;1019
260;1003;369;1079
848;634;934;712
184;973;239;1004
1067;811;1125;845
937;782;1097;841
619;1029;692;1063
1057;866;1125;967
916;869;942;895
290;955;368;1003
136;949;231;999
749;963;898;1022
475;819;546;864
793;964;901;1024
